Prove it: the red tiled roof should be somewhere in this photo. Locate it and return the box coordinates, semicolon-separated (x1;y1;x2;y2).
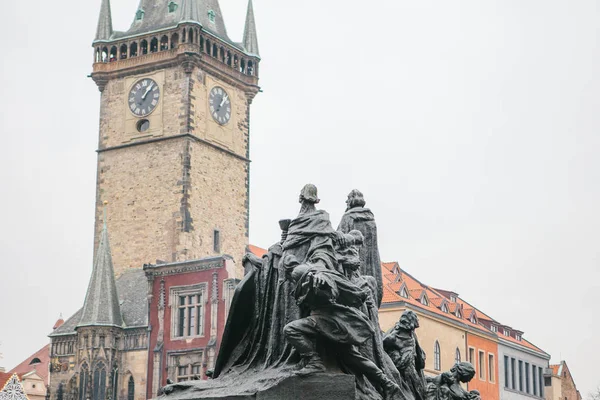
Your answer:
382;263;513;336
247;245;267;258
8;344;50;383
53;318;65;330
381;262;548;355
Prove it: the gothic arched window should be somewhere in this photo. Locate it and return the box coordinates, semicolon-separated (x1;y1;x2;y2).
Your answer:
79;364;89;400
455;348;461;364
111;368;118;400
57;383;64;400
127;376;135;400
93;362;106;400
434;341;441;371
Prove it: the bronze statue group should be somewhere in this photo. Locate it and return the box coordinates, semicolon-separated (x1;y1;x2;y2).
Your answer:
160;185;483;400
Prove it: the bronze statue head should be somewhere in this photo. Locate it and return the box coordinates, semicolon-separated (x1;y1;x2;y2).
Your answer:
398;310;420;330
299;184;320;204
346;189;366;211
450;362;476;383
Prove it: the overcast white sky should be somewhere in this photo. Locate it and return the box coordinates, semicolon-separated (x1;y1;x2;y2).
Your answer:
0;0;598;396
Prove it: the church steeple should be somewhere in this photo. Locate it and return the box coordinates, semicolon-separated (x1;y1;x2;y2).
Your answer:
242;0;259;57
95;0;113;42
78;209;123;328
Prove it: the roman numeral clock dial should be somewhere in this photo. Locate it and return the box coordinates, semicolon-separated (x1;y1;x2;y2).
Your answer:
128;78;160;117
209;86;231;125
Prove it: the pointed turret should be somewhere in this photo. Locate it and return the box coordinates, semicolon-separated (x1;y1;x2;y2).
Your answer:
242;0;259;57
95;0;113;41
78;212;123;328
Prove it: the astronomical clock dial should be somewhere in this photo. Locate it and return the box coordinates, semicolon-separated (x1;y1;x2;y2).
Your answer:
128;78;160;117
209;86;231;125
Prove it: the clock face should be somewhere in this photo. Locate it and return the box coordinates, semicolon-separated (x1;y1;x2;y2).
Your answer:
128;78;160;117
209;86;231;125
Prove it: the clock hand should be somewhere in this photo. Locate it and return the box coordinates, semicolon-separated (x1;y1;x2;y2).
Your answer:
219;95;229;108
142;83;154;100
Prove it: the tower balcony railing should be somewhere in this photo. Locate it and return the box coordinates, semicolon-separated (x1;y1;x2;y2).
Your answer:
93;28;259;87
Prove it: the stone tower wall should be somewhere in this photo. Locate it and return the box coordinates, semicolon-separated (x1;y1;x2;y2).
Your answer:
94;63;250;276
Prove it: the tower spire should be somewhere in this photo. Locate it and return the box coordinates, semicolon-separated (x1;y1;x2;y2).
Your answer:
242;0;259;57
95;0;113;41
78;202;123;328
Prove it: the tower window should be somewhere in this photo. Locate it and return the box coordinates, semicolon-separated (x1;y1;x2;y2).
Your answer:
168;1;178;13
150;37;159;53
120;44;127;60
213;230;220;253
140;40;148;55
109;46;117;62
207;10;216;23
130;42;138;57
160;35;169;51
136;9;144;21
171;33;179;49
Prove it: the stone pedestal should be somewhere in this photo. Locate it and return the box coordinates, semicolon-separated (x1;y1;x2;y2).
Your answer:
164;373;356;400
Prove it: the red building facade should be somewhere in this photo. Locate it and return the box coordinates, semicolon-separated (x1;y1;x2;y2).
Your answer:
144;256;239;398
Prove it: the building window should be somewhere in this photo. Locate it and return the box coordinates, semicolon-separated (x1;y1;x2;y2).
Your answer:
168;1;178;13
400;286;408;298
488;354;495;383
421;294;429;306
92;362;107;400
479;351;485;380
176;364;201;382
127;376;134;400
504;328;510;336
525;363;530;393
79;364;89;400
169;352;204;382
519;360;524;391
111;368;118;400
99;335;105;348
455;348;461;364
539;367;544;397
516;334;522;341
442;303;449;313
491;325;498;333
213;230;220;253
469;348;475;364
504;356;509;388
456;308;462;319
434;341;441;371
532;365;538;396
470;314;477;324
135;9;144;20
511;358;516;390
171;284;206;339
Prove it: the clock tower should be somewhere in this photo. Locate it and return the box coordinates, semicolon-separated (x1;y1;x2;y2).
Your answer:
91;0;260;276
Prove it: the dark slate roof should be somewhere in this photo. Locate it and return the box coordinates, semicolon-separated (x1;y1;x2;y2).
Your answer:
117;269;148;327
242;0;259;57
95;0;113;41
114;0;230;42
49;270;148;337
77;223;124;328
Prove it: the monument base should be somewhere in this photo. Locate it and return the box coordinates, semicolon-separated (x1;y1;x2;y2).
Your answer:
161;373;356;400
